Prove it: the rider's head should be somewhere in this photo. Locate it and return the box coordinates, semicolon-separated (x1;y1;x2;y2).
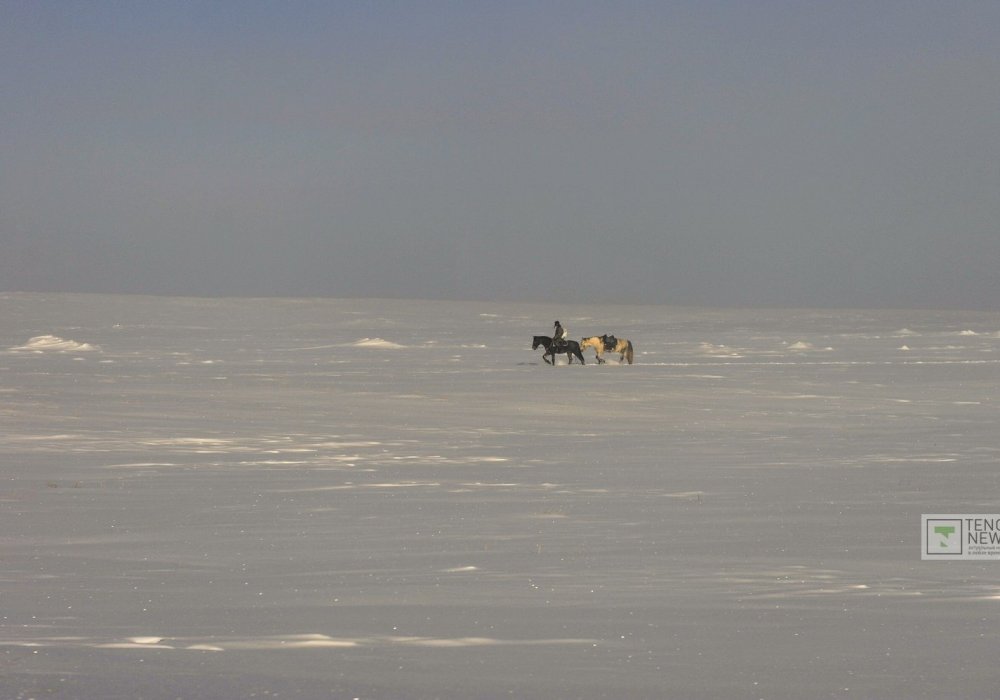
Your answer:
554;320;560;326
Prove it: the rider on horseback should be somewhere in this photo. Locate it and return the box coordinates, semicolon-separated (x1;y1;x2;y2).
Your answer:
553;321;567;351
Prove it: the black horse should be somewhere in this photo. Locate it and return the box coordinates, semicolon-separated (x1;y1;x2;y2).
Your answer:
532;335;585;365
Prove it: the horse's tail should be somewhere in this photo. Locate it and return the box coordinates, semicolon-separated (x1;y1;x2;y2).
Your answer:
625;340;634;365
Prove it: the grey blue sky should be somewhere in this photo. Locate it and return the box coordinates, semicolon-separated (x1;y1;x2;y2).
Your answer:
2;1;998;308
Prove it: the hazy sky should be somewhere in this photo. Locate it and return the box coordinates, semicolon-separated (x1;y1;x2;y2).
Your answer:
2;1;998;309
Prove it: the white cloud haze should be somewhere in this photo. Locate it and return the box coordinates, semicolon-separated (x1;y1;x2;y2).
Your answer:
2;1;998;308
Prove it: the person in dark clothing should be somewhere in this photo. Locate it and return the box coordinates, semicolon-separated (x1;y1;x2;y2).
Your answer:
552;320;567;350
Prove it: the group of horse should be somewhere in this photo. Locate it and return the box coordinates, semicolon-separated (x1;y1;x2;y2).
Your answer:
532;333;634;365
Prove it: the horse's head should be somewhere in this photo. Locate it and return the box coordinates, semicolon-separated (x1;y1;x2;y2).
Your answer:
532;336;542;350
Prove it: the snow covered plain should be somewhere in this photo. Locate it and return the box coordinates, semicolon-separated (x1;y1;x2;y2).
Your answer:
2;292;1000;699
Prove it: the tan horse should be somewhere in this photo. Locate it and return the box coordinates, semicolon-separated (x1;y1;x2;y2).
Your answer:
580;335;634;365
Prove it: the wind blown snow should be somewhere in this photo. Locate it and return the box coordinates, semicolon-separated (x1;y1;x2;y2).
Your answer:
350;337;406;349
10;334;100;352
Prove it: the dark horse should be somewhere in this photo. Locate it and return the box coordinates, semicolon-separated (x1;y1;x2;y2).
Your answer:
532;336;585;365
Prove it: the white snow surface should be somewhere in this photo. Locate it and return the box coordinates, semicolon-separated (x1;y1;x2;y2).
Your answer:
2;293;1000;699
350;336;406;349
10;334;100;352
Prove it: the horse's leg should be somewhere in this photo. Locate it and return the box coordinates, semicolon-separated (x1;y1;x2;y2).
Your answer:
575;348;585;364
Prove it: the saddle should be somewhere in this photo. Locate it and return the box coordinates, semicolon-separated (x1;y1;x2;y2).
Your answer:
602;335;617;351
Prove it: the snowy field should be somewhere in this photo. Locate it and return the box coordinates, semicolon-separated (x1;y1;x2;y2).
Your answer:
3;292;1000;699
